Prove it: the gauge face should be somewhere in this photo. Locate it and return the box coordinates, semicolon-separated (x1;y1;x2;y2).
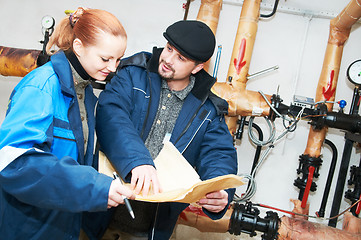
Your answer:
41;15;55;29
347;59;361;86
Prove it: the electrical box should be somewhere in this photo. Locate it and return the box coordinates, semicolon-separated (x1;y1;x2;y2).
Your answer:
293;95;315;109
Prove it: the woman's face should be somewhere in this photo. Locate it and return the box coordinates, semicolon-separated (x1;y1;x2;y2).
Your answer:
73;32;126;81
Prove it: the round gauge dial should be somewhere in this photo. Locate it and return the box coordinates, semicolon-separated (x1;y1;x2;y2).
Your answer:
41;15;55;29
347;59;361;86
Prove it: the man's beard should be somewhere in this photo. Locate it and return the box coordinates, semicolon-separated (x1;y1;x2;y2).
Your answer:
158;60;175;80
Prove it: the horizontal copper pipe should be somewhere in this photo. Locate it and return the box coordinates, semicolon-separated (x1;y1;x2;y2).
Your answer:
0;46;41;77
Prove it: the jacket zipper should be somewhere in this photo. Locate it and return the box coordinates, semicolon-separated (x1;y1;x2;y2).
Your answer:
150;203;159;240
53;135;76;142
180;110;211;154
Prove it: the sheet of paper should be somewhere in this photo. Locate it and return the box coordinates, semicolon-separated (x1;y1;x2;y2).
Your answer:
153;141;201;192
98;142;244;203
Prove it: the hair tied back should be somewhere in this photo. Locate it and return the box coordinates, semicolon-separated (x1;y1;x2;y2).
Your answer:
68;7;88;28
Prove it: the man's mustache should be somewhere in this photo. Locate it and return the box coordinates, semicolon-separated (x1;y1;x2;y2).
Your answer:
160;60;175;72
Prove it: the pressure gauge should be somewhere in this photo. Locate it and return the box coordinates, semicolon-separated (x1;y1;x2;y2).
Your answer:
347;59;361;86
41;15;55;29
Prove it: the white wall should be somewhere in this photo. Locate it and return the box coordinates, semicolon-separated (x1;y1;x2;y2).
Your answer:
1;0;360;239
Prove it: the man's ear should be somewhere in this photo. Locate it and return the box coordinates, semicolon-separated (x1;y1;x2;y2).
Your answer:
72;38;83;57
191;63;204;75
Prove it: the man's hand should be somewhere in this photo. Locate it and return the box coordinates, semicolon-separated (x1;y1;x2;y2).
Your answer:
107;179;135;209
197;190;228;213
131;165;162;196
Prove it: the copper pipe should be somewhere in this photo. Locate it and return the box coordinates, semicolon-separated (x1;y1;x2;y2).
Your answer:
342;212;361;234
210;0;271;127
278;215;361;240
177;200;361;239
225;114;239;136
278;200;361;239
196;0;223;73
177;205;231;233
212;82;271;117
304;0;361;157
183;0;191;20
0;46;41;77
226;0;260;82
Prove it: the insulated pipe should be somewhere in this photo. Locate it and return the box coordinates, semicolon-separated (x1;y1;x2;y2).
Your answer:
210;0;271;134
278;215;361;240
183;0;191;20
196;0;223;73
226;0;260;82
178;199;361;239
304;0;361;157
0;46;41;77
342;212;361;234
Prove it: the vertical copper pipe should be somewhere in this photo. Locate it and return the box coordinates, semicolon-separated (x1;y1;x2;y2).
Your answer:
211;0;270;124
226;0;260;84
304;0;361;157
183;0;191;20
196;0;223;73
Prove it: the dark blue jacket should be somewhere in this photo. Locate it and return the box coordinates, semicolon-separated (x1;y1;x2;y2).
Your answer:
96;48;238;239
0;51;113;239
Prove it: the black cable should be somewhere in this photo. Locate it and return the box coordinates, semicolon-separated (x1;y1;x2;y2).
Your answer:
260;0;279;18
246;121;263;175
316;139;337;218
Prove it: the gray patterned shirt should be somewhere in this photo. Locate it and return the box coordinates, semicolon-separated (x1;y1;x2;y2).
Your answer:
145;76;195;159
69;64;90;156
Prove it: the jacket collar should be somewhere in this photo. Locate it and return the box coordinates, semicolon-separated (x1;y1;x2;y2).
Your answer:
119;47;227;114
50;51;75;97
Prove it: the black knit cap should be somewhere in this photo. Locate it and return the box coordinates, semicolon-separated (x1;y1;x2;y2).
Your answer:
163;20;215;62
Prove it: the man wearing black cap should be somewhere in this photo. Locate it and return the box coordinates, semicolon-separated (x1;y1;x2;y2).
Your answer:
96;20;237;239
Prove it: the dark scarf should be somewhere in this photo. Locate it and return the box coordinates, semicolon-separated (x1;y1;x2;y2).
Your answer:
65;51;92;80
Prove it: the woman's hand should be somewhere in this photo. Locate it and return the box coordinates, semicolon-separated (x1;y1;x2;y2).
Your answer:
107;179;135;209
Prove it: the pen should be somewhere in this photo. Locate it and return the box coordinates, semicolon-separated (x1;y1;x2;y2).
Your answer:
112;172;135;219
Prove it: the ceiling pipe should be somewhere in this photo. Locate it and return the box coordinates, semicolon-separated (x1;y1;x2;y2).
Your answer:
260;0;279;18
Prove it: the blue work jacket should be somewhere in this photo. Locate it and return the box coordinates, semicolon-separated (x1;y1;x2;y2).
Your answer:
96;48;238;239
0;51;113;239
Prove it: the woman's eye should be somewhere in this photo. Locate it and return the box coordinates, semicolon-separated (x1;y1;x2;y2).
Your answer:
102;58;109;62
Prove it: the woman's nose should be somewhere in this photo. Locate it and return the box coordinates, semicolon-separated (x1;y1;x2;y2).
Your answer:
107;61;118;72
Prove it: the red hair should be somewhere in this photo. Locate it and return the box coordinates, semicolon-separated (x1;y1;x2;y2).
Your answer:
46;8;126;54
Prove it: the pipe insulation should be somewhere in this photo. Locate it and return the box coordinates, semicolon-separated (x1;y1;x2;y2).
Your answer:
210;0;271;133
0;46;41;77
304;0;361;157
196;0;223;73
